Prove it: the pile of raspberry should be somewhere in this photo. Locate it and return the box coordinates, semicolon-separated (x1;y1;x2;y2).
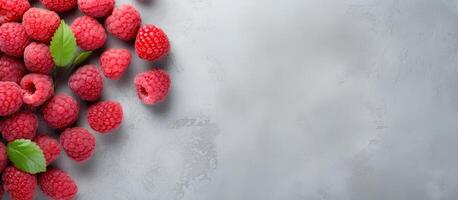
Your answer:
0;0;172;199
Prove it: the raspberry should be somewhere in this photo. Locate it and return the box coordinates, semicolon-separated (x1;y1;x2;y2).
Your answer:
38;168;78;200
106;4;141;41
100;49;131;80
71;16;107;51
20;73;54;107
0;82;22;116
34;135;60;165
0;112;37;141
3;166;37;200
40;0;77;13
78;0;114;18
22;8;60;43
68;65;103;101
60;127;95;162
0;23;30;57
135;24;170;61
0;55;25;84
42;94;80;129
0;0;30;24
87;101;123;134
134;69;171;105
0;143;7;173
23;42;54;75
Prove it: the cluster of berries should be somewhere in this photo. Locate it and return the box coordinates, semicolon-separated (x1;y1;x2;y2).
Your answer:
0;0;172;199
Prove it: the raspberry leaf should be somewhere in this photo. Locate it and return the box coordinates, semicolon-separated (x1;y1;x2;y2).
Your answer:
50;20;77;67
73;51;92;66
7;139;46;174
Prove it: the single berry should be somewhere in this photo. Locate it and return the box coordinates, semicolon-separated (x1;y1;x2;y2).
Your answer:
40;0;77;13
3;166;37;200
60;127;95;163
78;0;114;18
22;8;60;42
0;55;25;84
0;112;37;141
68;65;103;101
134;69;171;105
23;42;54;74
0;0;30;24
0;81;22;116
0;143;7;173
71;16;107;51
135;24;170;61
100;49;131;80
34;135;60;165
38;168;77;200
106;4;141;41
0;23;30;57
42;94;80;129
20;73;54;107
87;101;123;134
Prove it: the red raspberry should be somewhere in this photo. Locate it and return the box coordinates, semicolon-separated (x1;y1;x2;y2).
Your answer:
71;16;107;51
0;81;22;116
134;69;171;105
60;127;95;162
100;49;131;80
3;166;37;200
40;0;77;13
0;112;37;141
106;4;141;41
34;135;60;165
0;0;30;24
23;42;54;75
135;24;170;61
22;8;60;43
68;65;103;101
20;74;54;107
42;94;80;129
0;143;7;173
0;55;25;84
38;168;77;200
87;101;123;134
78;0;114;18
0;23;30;57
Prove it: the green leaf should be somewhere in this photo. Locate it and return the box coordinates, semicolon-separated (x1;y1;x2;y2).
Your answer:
7;139;46;174
73;51;92;66
50;20;77;67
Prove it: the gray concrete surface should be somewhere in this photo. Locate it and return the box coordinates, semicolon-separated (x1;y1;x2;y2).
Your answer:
22;0;458;199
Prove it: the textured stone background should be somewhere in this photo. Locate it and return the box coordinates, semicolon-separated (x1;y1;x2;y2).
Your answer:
22;0;458;199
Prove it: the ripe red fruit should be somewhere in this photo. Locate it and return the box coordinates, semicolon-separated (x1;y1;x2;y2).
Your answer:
42;94;80;129
0;22;30;57
60;127;96;163
22;8;60;42
87;101;123;134
40;0;77;13
0;55;26;84
100;49;131;80
71;16;107;51
78;0;114;18
0;112;37;141
0;0;30;24
34;135;60;165
68;65;103;101
134;69;171;105
135;25;170;61
3;166;37;200
106;4;141;41
20;73;54;107
23;43;54;74
0;143;7;173
0;81;23;116
39;168;78;200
